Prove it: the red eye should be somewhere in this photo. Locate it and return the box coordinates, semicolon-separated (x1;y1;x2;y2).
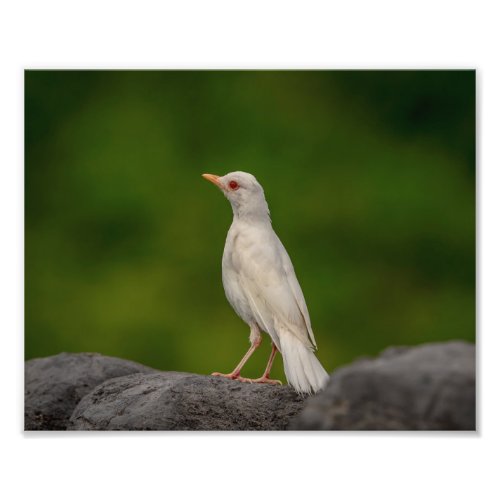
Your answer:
228;180;239;190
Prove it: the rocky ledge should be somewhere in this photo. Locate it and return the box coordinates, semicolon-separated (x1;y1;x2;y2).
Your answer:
25;341;475;431
24;352;156;430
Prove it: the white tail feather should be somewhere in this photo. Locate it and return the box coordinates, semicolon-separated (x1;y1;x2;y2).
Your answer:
280;332;329;394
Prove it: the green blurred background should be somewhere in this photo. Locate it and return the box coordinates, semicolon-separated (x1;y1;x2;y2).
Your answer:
25;70;475;379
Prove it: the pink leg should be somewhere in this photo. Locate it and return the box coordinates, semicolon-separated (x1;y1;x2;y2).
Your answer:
247;343;282;385
212;332;262;382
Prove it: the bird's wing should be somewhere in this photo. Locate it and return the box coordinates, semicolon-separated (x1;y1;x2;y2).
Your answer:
277;238;318;349
236;232;316;350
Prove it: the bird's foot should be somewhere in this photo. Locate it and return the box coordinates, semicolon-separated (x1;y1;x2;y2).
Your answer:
211;372;279;384
248;376;283;385
211;372;243;381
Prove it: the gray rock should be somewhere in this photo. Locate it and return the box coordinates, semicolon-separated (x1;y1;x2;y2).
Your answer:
68;372;306;430
290;341;475;430
25;352;156;430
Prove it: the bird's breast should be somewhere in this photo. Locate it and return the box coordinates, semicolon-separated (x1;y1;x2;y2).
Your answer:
221;247;254;325
223;224;255;270
222;222;283;291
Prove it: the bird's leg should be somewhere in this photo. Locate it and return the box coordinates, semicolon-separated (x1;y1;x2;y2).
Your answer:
212;326;262;382
247;343;282;385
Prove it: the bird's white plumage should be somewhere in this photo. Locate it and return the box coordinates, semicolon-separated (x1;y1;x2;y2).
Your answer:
208;171;329;394
223;220;316;352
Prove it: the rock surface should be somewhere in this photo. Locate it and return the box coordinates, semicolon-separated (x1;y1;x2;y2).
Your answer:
25;352;156;430
68;371;306;430
25;341;475;431
290;341;475;430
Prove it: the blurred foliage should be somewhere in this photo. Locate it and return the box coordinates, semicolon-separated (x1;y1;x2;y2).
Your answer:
25;70;475;378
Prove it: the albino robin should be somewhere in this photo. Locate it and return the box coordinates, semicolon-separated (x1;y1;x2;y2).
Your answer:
202;171;329;394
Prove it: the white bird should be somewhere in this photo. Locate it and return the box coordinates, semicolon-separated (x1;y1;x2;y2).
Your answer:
202;171;329;394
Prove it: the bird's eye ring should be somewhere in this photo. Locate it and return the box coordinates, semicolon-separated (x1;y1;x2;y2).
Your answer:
228;180;239;190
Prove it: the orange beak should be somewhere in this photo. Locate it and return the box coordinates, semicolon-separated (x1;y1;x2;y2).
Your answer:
202;173;223;189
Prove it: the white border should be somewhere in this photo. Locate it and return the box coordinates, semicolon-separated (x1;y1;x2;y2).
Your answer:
2;1;498;499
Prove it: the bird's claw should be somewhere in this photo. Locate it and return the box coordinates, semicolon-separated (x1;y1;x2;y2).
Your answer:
211;372;238;379
211;372;254;383
249;376;283;385
211;372;282;385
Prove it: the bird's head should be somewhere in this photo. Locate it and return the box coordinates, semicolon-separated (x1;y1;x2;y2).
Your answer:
202;171;270;221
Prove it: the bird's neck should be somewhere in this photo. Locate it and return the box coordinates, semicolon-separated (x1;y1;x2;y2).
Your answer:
231;199;271;225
